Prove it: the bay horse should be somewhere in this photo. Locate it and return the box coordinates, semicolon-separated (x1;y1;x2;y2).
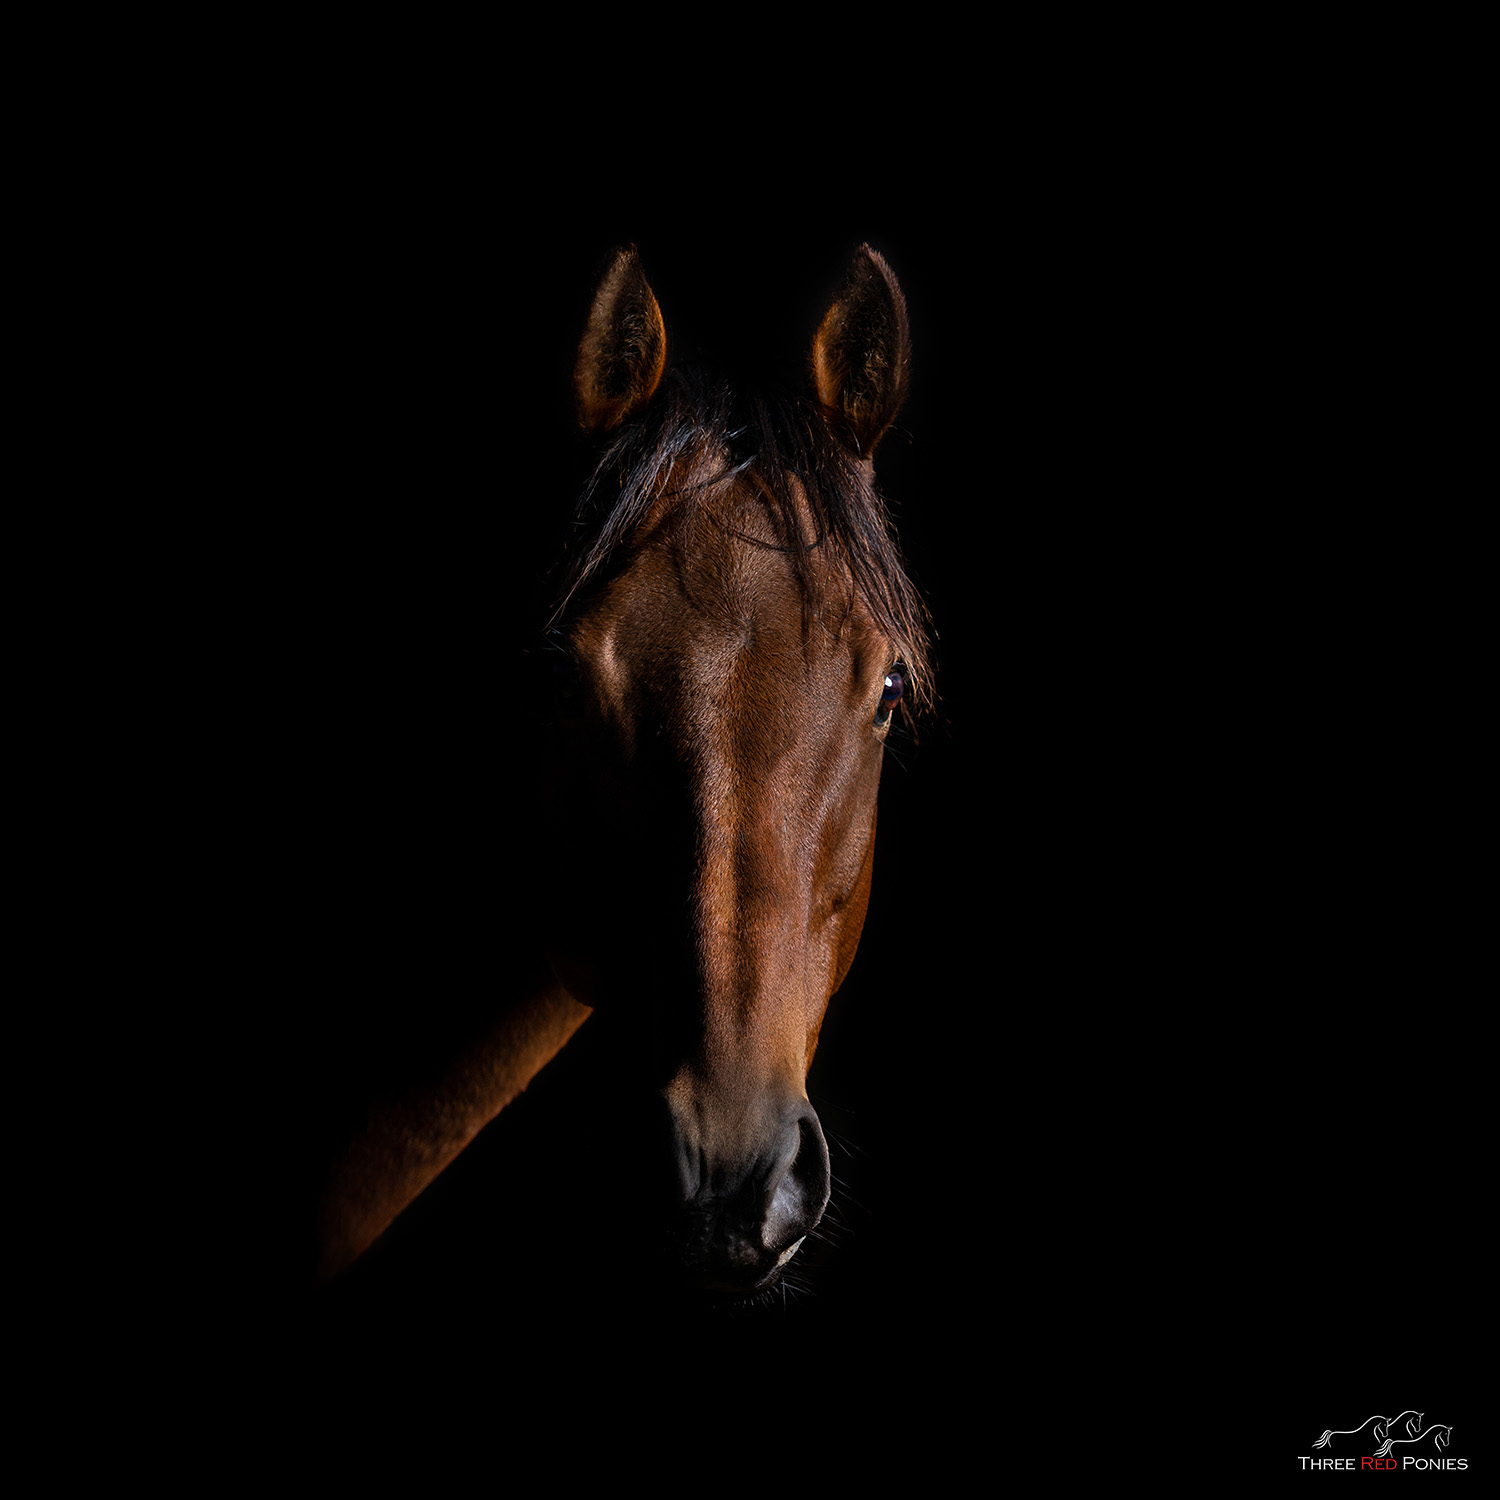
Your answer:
315;243;929;1302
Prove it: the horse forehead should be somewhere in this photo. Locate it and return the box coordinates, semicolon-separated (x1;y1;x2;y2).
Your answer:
581;498;871;697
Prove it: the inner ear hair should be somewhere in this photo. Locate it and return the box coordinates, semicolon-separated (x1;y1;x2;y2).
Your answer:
811;245;910;457
575;245;668;436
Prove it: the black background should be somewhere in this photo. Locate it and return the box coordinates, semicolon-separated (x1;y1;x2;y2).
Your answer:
188;86;1483;1450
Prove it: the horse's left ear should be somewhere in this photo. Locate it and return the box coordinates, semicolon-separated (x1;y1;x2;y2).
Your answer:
812;244;911;457
575;245;668;436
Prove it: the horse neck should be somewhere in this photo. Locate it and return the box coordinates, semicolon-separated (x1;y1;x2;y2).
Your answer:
315;962;589;1282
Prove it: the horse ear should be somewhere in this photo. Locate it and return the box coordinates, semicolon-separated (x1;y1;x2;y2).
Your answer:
574;246;667;436
811;244;910;457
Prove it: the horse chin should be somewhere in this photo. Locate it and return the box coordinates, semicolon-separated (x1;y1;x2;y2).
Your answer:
679;1262;794;1306
666;1229;812;1306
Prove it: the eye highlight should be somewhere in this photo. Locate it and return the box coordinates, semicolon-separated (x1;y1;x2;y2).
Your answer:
874;663;906;728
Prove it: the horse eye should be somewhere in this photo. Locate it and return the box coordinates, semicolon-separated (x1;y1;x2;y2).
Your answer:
874;664;905;727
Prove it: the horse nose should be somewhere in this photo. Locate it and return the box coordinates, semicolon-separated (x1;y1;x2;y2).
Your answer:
668;1097;831;1295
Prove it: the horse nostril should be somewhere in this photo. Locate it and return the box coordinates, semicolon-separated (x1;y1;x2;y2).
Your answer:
762;1109;831;1255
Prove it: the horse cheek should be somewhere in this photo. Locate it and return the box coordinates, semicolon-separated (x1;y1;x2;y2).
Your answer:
808;809;877;1067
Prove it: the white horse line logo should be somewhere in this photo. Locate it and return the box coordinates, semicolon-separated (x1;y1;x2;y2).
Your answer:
1312;1411;1453;1453
1374;1424;1453;1459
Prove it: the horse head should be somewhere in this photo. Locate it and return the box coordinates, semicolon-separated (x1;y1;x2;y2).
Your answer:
546;244;926;1297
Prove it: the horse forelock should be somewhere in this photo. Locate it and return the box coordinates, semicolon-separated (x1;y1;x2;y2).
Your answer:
551;365;932;715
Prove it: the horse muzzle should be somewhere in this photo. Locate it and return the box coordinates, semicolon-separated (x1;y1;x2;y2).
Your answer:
664;1095;831;1297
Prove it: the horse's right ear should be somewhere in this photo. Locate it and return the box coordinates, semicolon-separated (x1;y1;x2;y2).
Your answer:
574;246;667;436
